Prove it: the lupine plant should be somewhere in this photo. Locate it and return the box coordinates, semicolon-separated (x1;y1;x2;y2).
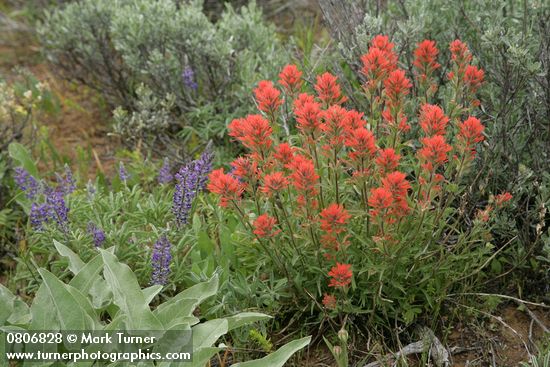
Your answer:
206;35;513;330
0;243;311;365
9;144;214;293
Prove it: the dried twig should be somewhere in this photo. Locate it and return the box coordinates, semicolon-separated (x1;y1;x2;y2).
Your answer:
360;328;450;367
514;301;550;334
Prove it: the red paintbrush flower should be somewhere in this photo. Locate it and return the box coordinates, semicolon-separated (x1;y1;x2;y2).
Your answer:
295;100;322;135
237;114;274;156
381;171;410;198
230;156;259;181
293;93;316;110
368;187;393;220
376;148;400;175
228;117;246;140
288;155;319;195
413;40;440;75
320;203;351;234
279;64;303;95
315;72;347;105
449;39;472;65
495;192;513;207
273;143;296;165
419;104;449;136
254;80;283;116
458;116;485;145
418;135;452;171
320;104;348;148
328;262;353;288
464;65;484;93
382;108;410;132
343;109;366;132
361;48;395;84
345;127;377;161
384;69;412;107
260;172;288;196
207;168;244;207
253;214;280;238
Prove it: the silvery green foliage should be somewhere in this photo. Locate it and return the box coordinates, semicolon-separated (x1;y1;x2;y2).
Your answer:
0;244;311;366
39;0;286;144
113;85;176;144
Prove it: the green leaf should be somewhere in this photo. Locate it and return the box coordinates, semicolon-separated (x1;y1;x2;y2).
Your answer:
191;319;228;350
29;285;58;330
225;312;271;332
100;249;162;330
38;269;95;330
69;253;104;294
156;274;218;315
143;285;163;305
9;142;39;178
7;299;31;325
53;240;85;275
154;298;199;329
0;285;15;325
231;336;311;367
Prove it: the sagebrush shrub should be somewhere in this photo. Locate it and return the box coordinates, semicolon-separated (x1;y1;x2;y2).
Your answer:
39;0;286;147
207;35;512;328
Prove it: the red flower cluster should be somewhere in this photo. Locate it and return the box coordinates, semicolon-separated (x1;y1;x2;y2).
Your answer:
383;69;412;108
315;72;347;106
261;171;288;196
288;155;319;197
320;203;350;234
322;293;337;309
279;64;303;95
345;127;376;161
464;65;484;93
253;214;281;238
457;116;485;158
413;40;440;77
419;104;449;137
207;168;244;207
206;37;490;310
328;262;352;288
294;95;322;138
361;35;398;89
448;39;484;106
228;115;274;158
418;135;452;172
376;148;400;175
495;192;513;207
254;81;282;118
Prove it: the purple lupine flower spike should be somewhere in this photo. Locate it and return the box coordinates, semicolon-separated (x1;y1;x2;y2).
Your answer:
158;158;173;184
30;202;51;230
172;149;213;227
182;66;198;91
119;162;130;182
150;235;172;286
87;222;106;248
14;167;40;200
44;185;69;232
56;164;76;195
